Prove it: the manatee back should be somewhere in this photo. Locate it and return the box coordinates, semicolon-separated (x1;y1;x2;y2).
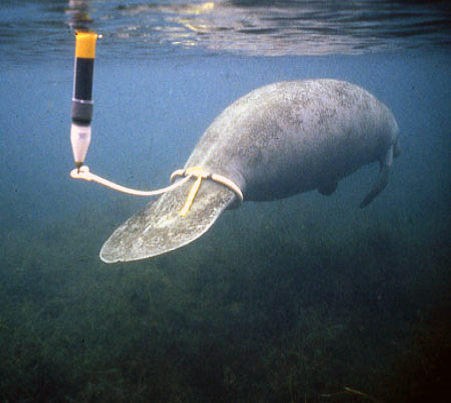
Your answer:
187;79;399;201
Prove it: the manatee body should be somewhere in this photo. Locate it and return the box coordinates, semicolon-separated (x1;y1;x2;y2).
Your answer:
100;79;400;263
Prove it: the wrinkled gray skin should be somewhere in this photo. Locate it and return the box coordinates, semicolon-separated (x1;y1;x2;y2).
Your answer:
100;79;400;263
188;79;400;204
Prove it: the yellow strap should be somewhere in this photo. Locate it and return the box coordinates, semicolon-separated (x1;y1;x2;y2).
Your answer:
172;166;244;216
179;170;204;217
178;166;207;217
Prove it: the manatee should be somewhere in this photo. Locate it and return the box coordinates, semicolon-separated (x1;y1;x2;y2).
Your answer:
100;79;400;263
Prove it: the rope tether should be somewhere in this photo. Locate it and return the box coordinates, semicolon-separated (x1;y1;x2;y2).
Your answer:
70;166;243;216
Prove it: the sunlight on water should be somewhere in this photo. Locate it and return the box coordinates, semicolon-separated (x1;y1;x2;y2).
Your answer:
77;0;451;56
1;0;450;61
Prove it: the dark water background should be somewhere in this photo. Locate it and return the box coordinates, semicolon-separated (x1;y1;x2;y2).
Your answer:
1;1;450;402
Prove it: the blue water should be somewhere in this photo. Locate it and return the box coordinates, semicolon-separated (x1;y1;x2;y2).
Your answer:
1;1;450;402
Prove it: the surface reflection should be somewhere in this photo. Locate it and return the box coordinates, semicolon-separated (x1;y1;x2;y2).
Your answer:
108;0;451;56
66;0;94;30
0;0;450;61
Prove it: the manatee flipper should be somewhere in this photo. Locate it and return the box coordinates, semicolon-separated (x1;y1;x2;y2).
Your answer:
360;145;394;208
318;181;338;196
100;180;237;263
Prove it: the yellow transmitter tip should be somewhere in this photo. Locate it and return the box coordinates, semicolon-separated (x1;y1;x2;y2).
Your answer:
75;31;98;59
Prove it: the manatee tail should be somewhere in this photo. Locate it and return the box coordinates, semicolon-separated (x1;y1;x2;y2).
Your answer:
100;179;237;263
360;145;394;209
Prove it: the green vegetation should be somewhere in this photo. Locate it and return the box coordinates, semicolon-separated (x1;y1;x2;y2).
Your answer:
0;199;449;403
